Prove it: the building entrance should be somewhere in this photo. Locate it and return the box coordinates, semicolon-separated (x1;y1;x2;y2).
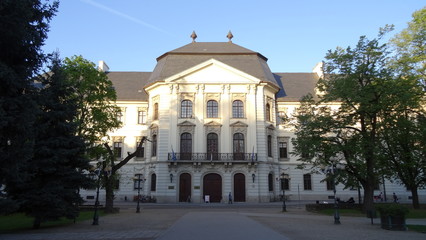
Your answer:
203;173;222;202
234;173;246;202
179;173;191;202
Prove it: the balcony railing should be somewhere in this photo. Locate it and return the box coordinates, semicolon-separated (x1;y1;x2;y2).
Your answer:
168;152;257;162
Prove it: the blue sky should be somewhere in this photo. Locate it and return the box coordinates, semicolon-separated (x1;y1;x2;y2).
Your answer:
43;0;425;73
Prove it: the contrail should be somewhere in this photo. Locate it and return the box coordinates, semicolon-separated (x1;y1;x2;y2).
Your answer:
81;0;173;36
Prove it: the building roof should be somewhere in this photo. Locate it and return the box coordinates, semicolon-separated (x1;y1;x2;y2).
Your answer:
107;72;150;101
274;73;319;102
106;42;319;102
146;42;278;88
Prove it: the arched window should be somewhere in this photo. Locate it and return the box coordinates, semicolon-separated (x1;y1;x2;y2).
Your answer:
151;174;157;191
181;100;192;118
266;103;271;121
232;100;244;118
153;103;158;120
233;133;244;160
152;134;157;157
207;133;218;160
267;135;272;157
206;100;218;118
180;133;192;160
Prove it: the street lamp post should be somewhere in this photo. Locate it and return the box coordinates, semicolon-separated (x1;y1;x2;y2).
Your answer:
332;164;341;225
91;165;103;225
280;173;289;212
134;174;143;213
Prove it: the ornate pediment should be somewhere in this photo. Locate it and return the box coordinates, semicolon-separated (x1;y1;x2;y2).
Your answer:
230;121;248;128
266;124;275;130
177;120;196;127
204;121;222;127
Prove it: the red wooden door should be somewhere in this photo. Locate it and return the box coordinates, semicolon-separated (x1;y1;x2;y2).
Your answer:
179;173;191;202
203;173;222;202
234;173;246;202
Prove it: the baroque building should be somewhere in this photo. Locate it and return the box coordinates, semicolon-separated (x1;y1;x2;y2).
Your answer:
82;34;425;204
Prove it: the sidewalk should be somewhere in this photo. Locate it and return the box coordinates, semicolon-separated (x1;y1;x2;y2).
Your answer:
0;203;425;240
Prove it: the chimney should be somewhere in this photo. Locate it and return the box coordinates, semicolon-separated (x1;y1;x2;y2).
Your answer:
98;60;110;72
312;62;324;78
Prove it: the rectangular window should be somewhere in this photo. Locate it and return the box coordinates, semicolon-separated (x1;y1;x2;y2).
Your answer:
303;174;312;190
279;142;288;158
281;178;290;191
133;175;143;190
136;145;144;158
326;178;333;191
268;174;274;191
138;110;147;124
117;110;124;123
153;103;158;120
114;141;122;158
151;174;157;191
267;135;272;157
152;135;157;157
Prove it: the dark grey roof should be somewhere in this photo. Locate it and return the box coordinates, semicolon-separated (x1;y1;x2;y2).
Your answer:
107;72;150;101
108;71;318;102
274;73;319;102
106;42;319;102
146;42;278;88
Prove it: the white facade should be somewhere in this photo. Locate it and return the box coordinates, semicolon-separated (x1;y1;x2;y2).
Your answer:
80;40;425;205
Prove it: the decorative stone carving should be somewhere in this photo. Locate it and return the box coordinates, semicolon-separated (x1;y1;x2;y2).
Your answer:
179;92;195;102
230;121;248;135
178;120;196;135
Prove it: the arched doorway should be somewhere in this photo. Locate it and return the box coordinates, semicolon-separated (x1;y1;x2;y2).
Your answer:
234;173;246;202
179;173;191;202
203;173;222;202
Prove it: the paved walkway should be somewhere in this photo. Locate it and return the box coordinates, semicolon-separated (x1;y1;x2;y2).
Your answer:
157;211;288;240
0;203;425;240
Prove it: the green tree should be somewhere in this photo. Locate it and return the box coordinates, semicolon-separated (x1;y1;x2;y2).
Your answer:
380;104;426;209
8;56;92;228
378;8;426;208
292;28;395;212
391;7;426;90
0;0;58;212
62;56;122;212
62;55;121;157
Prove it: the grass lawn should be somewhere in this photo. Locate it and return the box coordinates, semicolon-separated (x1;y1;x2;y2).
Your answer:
0;210;106;233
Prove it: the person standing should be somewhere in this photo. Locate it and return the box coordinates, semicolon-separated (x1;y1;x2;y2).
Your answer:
393;193;398;203
228;192;233;204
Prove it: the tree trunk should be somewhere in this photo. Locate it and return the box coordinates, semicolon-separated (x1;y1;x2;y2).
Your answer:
363;184;375;213
104;176;115;213
411;188;420;209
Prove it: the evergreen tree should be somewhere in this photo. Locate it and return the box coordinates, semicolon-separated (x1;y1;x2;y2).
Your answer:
0;0;58;211
11;56;92;229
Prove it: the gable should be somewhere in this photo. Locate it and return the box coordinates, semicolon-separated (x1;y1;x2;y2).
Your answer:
164;59;261;85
